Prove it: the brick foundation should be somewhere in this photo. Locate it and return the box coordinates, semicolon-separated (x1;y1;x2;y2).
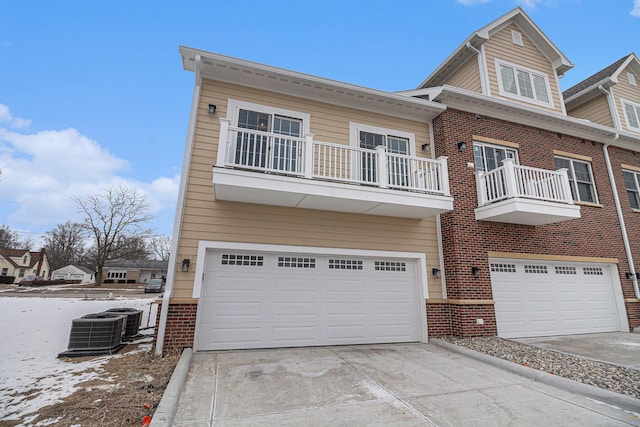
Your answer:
153;302;198;352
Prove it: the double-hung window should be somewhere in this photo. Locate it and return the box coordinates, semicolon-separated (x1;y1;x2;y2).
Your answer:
623;170;640;209
554;156;598;204
622;99;640;132
228;100;310;174
350;123;414;185
473;142;518;172
496;59;552;107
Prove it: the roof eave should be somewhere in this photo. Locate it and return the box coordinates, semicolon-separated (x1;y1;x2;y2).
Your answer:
179;46;446;122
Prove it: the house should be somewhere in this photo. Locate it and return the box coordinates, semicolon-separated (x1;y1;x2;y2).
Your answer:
51;264;95;284
154;7;640;354
0;248;50;284
102;259;168;284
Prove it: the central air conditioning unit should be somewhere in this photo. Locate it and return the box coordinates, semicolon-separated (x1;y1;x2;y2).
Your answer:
63;313;126;355
104;307;143;339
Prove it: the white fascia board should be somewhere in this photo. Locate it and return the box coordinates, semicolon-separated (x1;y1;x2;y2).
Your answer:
564;77;616;106
610;54;640;81
179;46;445;121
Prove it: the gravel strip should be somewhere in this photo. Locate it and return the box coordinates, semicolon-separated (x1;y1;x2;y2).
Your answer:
442;337;640;400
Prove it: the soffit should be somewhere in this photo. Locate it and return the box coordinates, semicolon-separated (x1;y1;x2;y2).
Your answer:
180;46;445;122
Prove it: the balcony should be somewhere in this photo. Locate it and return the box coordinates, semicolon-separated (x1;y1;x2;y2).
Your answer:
475;159;580;225
212;119;453;219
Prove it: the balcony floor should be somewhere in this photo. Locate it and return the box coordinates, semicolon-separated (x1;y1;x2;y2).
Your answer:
475;197;581;225
213;167;453;219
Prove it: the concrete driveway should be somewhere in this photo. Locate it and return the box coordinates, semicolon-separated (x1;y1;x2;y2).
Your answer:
172;343;639;426
515;332;640;369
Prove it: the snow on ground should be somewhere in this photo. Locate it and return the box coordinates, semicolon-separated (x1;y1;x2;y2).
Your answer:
0;297;159;423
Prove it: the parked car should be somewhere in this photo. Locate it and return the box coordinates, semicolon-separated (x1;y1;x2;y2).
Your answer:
144;278;164;293
21;275;43;282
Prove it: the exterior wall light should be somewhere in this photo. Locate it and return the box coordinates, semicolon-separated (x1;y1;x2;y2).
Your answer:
472;266;480;278
181;259;191;272
208;104;217;116
432;268;441;278
421;143;430;152
458;141;467;152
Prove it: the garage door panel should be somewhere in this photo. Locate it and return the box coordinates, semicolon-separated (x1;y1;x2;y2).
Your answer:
491;259;620;338
195;251;421;350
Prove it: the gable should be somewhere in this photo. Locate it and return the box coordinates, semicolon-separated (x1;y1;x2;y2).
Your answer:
613;63;640;133
483;23;563;114
443;56;482;93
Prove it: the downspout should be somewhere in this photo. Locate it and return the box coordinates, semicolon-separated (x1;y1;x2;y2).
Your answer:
599;85;640;300
466;42;487;95
155;54;203;355
429;119;447;299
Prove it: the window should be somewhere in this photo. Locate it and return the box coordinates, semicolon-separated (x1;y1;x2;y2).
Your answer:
1;268;7;276
555;156;598;203
228;100;310;173
23;255;27;264
622;99;640;132
221;254;264;266
277;257;316;268
623;170;640;209
329;259;363;270
107;271;126;279
511;30;523;46
350;123;415;184
374;261;407;272
495;60;552;106
473;142;518;172
628;72;637;87
18;268;25;278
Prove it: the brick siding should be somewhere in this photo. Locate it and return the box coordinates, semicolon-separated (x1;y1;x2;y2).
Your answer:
153;302;198;352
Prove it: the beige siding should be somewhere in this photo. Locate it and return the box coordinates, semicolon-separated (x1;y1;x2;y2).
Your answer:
566;94;614;127
484;23;563;114
172;79;443;299
612;65;640;132
444;57;482;93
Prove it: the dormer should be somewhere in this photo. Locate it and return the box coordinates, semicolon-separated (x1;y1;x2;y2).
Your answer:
564;53;640;134
416;7;573;116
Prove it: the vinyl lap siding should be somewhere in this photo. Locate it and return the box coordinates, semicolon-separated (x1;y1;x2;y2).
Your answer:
445;57;482;93
613;65;640;131
484;23;563;114
172;79;443;299
567;94;614;127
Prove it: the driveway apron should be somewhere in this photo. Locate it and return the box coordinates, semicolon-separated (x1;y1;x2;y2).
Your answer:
173;343;639;426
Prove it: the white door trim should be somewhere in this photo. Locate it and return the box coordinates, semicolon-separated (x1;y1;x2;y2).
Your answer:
193;240;429;343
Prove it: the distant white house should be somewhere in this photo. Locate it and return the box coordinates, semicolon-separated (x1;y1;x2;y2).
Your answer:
51;265;95;284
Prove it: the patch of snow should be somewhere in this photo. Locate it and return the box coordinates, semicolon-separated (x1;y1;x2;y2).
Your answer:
0;297;158;422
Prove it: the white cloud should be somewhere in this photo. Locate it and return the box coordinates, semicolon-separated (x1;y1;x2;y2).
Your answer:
0;108;179;236
632;0;640;17
0;104;31;129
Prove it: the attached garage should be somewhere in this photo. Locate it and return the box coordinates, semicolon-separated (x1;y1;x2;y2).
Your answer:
193;245;427;351
490;258;628;338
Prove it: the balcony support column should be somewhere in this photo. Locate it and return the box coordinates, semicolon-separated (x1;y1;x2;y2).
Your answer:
558;168;573;204
216;118;231;167
476;171;487;206
376;145;388;188
303;134;314;179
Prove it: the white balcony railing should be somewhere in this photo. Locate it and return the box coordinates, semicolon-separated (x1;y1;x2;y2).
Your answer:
476;158;574;206
216;119;450;196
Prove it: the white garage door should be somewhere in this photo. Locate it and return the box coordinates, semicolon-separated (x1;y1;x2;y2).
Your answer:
490;259;622;338
195;250;422;351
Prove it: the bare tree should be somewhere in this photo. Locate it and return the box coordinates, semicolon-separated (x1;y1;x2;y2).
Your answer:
149;234;172;261
42;222;87;271
74;185;153;285
0;225;20;248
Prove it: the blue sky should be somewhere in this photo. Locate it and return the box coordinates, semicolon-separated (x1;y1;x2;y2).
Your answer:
1;0;639;243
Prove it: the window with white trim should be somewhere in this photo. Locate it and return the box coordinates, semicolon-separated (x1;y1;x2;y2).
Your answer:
107;271;126;279
623;170;640;209
350;123;415;184
622;99;640;132
554;156;598;203
473;142;518;172
18;268;25;278
227;100;310;173
495;59;552;106
628;72;637;87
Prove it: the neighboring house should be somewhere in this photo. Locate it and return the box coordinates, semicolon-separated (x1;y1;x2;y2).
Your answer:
155;7;640;354
0;248;50;284
51;265;95;284
102;259;168;284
